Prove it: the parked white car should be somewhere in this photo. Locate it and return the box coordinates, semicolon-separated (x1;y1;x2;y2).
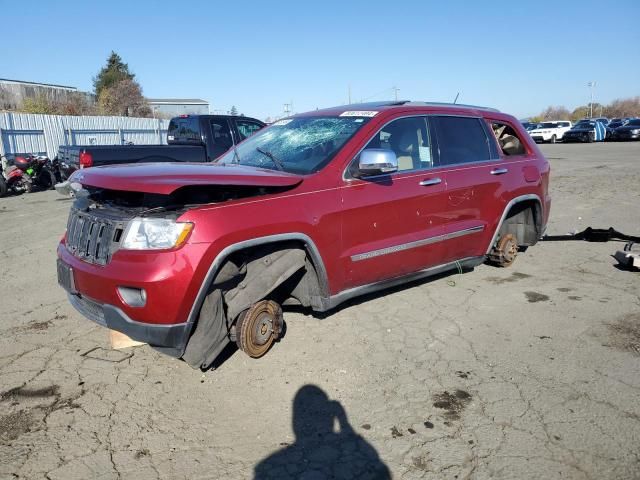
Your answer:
529;121;572;143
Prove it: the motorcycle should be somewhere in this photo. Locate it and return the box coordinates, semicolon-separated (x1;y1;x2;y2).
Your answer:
0;154;31;197
13;154;57;191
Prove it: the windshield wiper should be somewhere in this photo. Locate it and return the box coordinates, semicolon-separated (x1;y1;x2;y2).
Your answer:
255;147;284;171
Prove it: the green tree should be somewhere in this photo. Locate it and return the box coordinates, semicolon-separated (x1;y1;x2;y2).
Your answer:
22;94;56;114
229;105;238;116
98;79;151;117
93;51;135;97
570;106;589;122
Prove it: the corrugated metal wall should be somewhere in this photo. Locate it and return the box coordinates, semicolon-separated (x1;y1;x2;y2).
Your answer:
0;112;169;158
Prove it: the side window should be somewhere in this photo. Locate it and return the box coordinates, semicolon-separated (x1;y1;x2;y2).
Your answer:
236;120;263;140
490;121;527;156
362;116;432;172
433;116;492;165
210;119;233;150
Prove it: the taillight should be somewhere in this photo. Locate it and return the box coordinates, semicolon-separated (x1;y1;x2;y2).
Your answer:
79;151;93;168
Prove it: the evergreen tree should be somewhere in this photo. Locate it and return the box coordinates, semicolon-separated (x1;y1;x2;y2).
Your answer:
93;51;135;97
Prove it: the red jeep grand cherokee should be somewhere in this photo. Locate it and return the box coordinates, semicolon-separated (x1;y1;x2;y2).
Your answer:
57;101;550;368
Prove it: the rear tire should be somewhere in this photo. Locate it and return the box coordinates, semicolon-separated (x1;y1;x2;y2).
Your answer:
0;176;7;197
38;168;56;190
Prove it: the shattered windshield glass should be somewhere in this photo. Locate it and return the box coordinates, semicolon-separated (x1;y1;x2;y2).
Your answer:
216;116;371;174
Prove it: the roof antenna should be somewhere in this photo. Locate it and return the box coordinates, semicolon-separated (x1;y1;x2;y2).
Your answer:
453;92;460;104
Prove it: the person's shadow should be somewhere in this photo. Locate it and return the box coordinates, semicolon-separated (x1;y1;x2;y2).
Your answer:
254;384;391;479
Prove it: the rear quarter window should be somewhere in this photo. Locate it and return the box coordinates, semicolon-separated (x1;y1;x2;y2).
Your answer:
490;121;527;156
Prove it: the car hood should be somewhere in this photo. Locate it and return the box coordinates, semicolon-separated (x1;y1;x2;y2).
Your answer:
567;127;593;132
616;125;639;131
72;162;304;195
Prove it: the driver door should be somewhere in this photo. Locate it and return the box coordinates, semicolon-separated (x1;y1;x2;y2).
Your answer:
339;116;449;289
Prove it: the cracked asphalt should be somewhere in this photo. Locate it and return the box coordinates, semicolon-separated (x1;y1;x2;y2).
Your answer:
1;142;639;479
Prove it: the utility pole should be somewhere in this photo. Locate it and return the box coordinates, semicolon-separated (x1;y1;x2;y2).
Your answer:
348;84;351;104
392;85;399;101
587;81;596;118
283;103;291;117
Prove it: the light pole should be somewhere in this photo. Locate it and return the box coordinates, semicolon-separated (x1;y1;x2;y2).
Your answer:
587;81;596;118
392;86;399;102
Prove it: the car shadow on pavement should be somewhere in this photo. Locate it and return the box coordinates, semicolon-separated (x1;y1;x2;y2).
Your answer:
289;265;476;320
253;384;391;480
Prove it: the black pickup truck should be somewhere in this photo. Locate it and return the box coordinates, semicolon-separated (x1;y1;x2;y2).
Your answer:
55;115;265;180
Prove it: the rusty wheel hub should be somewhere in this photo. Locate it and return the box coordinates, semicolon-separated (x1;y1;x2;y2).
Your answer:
235;300;284;358
489;233;518;267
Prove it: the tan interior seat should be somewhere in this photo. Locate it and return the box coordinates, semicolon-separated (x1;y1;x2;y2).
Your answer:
500;134;522;155
390;129;419;171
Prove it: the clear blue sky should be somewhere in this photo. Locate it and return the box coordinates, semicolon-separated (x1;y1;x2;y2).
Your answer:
1;0;638;120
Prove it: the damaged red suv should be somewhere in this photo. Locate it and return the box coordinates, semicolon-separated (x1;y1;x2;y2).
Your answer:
57;101;551;368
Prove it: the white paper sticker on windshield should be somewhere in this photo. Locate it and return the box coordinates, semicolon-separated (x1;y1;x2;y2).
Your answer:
339;111;378;117
167;135;174;141
273;119;293;126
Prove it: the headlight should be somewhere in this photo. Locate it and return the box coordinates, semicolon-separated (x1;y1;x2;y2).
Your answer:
121;218;193;250
631;129;640;134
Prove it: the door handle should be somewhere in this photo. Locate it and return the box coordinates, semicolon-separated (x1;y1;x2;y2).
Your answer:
490;168;508;175
419;177;442;186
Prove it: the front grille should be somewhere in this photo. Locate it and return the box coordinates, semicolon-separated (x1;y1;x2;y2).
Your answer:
66;208;125;265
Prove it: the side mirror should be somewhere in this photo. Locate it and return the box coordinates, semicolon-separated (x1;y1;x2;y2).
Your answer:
358;149;398;176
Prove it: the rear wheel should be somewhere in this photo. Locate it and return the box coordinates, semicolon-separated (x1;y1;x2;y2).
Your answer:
38;168;56;190
0;176;7;197
488;233;518;267
235;300;284;358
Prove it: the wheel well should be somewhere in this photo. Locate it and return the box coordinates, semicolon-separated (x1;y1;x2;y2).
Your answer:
497;200;541;246
215;239;327;310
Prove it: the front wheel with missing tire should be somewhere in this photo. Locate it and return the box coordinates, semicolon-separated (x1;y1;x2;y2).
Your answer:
235;300;284;358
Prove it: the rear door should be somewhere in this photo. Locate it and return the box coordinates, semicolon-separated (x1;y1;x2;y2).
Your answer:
433;115;521;263
340;115;449;289
233;118;265;142
207;118;234;160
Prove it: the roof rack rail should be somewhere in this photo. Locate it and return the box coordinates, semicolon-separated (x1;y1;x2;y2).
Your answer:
405;101;500;112
330;100;410;109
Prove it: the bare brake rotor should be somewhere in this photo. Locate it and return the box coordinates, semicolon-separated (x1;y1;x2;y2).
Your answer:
489;233;518;267
235;300;284;358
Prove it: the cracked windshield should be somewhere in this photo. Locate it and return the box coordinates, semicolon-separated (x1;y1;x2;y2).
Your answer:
217;116;371;174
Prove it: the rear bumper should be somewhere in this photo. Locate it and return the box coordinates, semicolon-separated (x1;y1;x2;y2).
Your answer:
69;293;189;354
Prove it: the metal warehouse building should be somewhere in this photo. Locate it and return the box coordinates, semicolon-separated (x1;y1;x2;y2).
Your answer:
0;78;85;110
147;98;209;117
